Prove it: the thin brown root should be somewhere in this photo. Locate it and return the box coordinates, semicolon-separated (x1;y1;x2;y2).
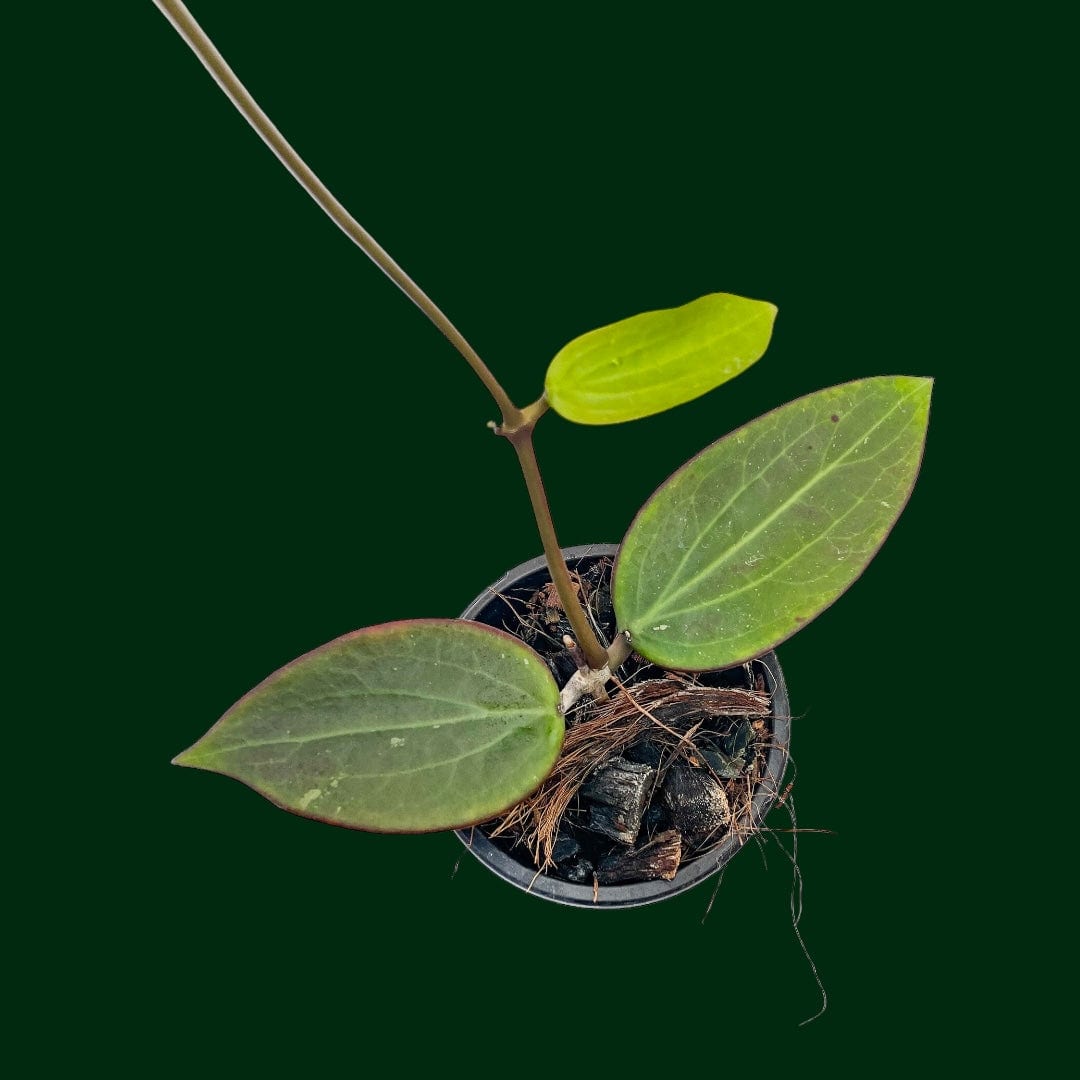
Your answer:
450;826;474;880
701;867;727;924
770;792;828;1025
489;675;771;868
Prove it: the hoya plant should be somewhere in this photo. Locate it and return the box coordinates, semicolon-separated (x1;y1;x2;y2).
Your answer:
160;1;931;836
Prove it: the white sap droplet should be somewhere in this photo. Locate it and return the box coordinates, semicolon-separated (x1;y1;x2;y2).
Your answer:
652;624;670;631
390;737;406;748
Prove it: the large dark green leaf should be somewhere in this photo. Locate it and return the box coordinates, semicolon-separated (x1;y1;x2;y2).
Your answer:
614;377;933;670
545;293;777;424
174;620;563;832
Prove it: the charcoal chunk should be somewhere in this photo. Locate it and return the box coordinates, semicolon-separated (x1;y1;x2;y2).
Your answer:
720;718;754;758
561;858;595;884
700;746;746;779
551;832;595;884
596;830;682;884
581;757;656;844
624;738;663;768
551;833;581;864
661;765;731;840
643;802;668;832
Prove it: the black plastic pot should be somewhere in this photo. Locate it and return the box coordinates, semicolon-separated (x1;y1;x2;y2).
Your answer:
455;544;791;908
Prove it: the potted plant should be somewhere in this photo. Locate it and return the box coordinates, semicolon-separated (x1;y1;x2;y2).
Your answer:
158;0;932;906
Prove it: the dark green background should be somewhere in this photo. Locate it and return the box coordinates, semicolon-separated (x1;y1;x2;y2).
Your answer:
19;0;1053;1068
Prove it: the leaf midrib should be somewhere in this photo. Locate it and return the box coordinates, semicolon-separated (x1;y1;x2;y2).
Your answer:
307;725;542;783
631;385;920;626
653;419;914;624
575;310;767;389
203;705;554;755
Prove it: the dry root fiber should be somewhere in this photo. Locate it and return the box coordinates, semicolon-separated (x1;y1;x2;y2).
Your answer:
490;674;771;870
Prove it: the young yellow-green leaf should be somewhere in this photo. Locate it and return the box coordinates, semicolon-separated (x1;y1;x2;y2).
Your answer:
174;620;563;832
614;377;933;670
545;293;777;425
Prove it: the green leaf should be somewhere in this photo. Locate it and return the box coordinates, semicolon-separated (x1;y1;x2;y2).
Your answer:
174;620;563;832
545;293;777;425
614;377;933;670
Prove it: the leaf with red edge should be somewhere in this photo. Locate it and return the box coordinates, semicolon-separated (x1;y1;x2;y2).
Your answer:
175;620;563;832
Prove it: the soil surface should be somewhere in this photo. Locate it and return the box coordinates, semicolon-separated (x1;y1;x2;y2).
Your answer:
473;554;779;887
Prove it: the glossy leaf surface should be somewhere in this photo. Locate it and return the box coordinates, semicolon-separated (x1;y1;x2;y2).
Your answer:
615;377;933;669
175;620;563;832
545;293;777;425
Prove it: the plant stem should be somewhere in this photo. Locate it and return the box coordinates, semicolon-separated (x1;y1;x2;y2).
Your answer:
505;426;609;670
155;0;613;675
153;0;521;428
606;631;632;670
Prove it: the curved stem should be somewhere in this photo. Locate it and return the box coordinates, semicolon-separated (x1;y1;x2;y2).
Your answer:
153;0;520;426
156;1;611;676
506;428;609;670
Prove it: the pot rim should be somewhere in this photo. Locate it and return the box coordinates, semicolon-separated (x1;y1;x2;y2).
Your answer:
454;544;791;908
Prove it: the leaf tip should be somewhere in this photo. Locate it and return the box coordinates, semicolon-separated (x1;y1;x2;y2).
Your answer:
904;375;935;418
172;742;208;770
900;373;934;395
